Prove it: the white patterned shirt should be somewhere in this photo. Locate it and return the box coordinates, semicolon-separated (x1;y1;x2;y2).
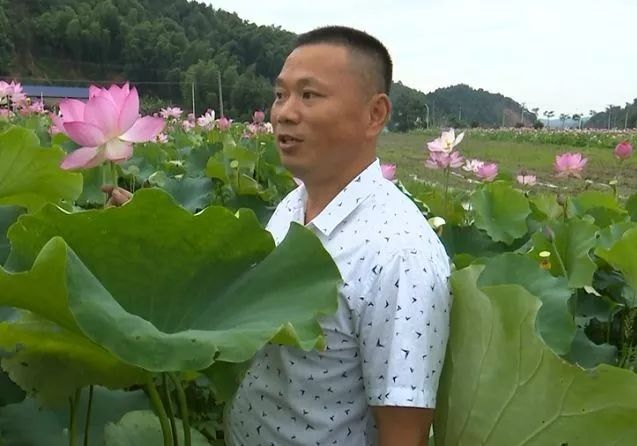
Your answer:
227;159;452;446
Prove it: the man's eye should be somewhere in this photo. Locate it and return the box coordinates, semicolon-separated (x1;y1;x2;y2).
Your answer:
303;91;318;99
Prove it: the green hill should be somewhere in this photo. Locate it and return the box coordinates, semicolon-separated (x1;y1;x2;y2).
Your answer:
0;0;533;129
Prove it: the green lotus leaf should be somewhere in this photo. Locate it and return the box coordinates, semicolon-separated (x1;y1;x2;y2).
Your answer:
471;181;530;244
0;317;148;406
8;188;341;372
598;221;637;250
477;253;575;355
440;225;522;267
595;227;637;294
434;265;637;446
0;388;149;446
571;190;625;215
160;177;215;213
182;142;223;178
529;218;598;288
0;237;77;331
564;329;618;368
0;126;82;211
627;193;637;222
0;206;24;266
104;410;209;446
0;370;24;407
529;193;563;222
120;143;169;183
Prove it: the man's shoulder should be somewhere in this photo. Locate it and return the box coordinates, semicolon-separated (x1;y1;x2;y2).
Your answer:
365;181;439;250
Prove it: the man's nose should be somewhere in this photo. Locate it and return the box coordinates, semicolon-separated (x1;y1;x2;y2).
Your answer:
276;95;301;124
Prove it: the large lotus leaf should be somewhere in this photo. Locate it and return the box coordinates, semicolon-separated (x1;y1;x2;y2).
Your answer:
0;206;24;266
0;126;82;211
0;388;149;446
0;370;24;407
571;190;625;215
470;181;530;244
434;265;637;446
104;410;209;446
529;218;598;288
0;237;77;331
160;177;215;212
440;225;523;268
477;253;575;355
8;188;341;372
564;329;618;368
529;193;563;222
595;227;637;294
182;142;223;177
76;166;107;207
0;318;147;406
597;221;637;250
627;193;637;221
120;143;169;183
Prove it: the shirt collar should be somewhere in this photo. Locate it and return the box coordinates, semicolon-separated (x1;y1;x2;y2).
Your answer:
294;159;384;237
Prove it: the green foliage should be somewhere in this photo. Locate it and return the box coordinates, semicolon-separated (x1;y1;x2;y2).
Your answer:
435;265;637;446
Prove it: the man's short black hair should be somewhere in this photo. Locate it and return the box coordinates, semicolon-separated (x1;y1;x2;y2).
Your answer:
294;26;393;95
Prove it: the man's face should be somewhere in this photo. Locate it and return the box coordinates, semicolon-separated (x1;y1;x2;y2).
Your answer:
271;43;371;181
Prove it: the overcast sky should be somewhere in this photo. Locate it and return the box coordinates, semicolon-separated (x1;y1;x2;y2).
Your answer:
200;0;635;116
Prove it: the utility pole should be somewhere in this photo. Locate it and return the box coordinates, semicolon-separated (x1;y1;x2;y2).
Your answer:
625;111;629;130
423;103;430;128
218;71;224;118
191;82;196;116
458;105;462;122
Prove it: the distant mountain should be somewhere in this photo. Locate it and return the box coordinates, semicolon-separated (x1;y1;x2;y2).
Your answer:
586;100;637;129
389;83;536;131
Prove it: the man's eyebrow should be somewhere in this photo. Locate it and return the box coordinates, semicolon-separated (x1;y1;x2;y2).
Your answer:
275;76;326;88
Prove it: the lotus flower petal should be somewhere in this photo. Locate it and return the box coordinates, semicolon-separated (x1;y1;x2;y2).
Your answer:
120;117;165;143
381;163;396;181
118;87;140;133
105;139;133;162
60;146;103;170
63;121;107;147
89;85;103;99
84;96;119;138
59;99;86;122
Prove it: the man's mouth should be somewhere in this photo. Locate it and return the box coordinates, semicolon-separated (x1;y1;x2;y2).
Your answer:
277;134;303;148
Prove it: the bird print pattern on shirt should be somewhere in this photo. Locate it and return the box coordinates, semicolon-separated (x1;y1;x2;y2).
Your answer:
226;159;452;446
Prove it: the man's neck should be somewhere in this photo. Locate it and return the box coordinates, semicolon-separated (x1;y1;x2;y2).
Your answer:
303;157;376;224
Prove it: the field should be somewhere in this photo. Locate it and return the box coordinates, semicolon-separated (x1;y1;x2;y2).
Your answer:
378;131;637;198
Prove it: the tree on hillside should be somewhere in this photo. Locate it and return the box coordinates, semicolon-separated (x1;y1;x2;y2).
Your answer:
559;113;569;129
543;110;554;128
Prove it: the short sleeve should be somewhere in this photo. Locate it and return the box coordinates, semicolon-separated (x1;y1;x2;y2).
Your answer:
357;247;451;408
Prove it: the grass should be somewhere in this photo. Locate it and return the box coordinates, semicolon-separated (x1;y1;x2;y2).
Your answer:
377;132;637;199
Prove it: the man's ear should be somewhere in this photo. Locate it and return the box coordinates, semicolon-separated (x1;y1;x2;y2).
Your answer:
367;93;392;137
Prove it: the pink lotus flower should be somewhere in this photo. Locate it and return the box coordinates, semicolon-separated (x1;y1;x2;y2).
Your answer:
427;129;465;153
0;81;26;105
182;120;195;132
426;151;464;169
59;83;165;170
614;141;633;160
154;132;169;144
253;110;266;124
217;116;232;130
160;107;183;120
476;163;499;182
197;109;216;129
462;159;484;173
19;100;45;116
516;174;537;186
381;163;396;181
555;152;587;178
0;108;11;119
49;112;64;135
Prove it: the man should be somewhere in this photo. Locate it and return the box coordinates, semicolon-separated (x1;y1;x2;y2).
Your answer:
225;26;451;446
105;25;451;446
